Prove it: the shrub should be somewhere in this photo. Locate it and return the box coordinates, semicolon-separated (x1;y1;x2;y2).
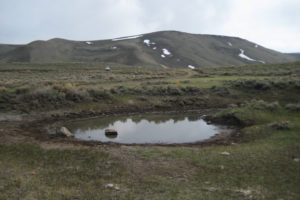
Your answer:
110;86;127;94
64;88;89;102
52;83;90;102
285;103;300;111
245;100;280;111
16;85;30;94
181;80;190;84
167;86;183;96
269;121;291;130
137;96;148;101
231;80;271;90
182;86;203;95
273;81;288;89
210;86;230;96
0;86;7;92
21;86;66;107
88;89;112;100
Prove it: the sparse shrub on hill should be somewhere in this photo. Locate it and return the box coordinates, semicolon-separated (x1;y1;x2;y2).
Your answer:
113;86;127;94
272;80;288;89
245;99;280;111
17;83;92;109
293;81;300;89
210;86;230;96
64;88;89;102
181;86;203;95
21;86;66;108
0;89;15;110
147;86;166;96
167;86;183;96
229;78;300;90
0;86;6;92
231;80;271;90
140;86;204;96
269;121;291;130
88;89;112;101
145;81;171;85
15;85;30;94
285;103;300;111
53;83;89;102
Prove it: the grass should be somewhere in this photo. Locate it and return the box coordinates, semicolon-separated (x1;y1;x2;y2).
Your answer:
0;144;128;199
1;62;300;113
0;62;300;199
1;115;299;199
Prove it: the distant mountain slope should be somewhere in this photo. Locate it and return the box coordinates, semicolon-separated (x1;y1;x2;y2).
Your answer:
0;31;297;68
287;53;300;60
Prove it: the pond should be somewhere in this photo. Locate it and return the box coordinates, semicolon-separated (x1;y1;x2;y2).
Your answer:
66;111;233;144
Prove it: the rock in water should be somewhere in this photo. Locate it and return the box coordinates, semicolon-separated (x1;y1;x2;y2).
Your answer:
105;129;118;136
59;127;74;137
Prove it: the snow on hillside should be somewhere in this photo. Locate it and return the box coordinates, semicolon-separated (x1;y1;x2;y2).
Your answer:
239;49;256;61
239;49;265;64
144;39;150;45
162;48;171;55
112;35;143;41
188;65;195;69
143;39;156;47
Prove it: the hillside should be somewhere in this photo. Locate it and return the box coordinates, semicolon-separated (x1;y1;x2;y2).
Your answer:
287;53;300;60
0;31;297;68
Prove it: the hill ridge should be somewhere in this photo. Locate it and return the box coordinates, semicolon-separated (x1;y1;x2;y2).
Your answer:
0;31;297;68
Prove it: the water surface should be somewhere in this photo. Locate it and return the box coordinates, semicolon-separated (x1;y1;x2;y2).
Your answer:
66;112;232;144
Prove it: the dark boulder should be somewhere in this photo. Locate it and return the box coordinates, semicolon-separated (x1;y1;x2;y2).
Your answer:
105;129;118;136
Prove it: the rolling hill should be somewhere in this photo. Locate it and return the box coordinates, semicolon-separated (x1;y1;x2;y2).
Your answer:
287;53;300;60
0;31;298;68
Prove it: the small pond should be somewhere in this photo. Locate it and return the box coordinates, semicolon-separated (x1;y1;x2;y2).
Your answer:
66;111;233;144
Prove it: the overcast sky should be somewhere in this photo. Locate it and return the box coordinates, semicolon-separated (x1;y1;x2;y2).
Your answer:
0;0;299;52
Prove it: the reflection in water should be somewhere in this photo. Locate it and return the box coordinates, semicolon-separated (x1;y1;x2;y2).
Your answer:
66;112;232;144
105;134;118;139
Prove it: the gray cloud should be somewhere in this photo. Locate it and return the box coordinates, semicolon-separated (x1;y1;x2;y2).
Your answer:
0;0;299;52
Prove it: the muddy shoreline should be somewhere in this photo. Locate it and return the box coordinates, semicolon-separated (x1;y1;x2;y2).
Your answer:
0;105;243;147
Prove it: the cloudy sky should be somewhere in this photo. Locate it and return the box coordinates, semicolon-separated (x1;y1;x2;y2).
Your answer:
0;0;299;52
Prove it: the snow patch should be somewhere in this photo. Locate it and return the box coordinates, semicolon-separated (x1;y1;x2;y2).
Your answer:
153;47;157;50
143;39;150;45
255;44;258;48
188;65;195;69
86;41;92;45
112;35;143;41
162;48;171;55
143;39;156;46
111;46;117;50
227;42;232;47
239;49;256;61
238;49;265;64
161;54;166;58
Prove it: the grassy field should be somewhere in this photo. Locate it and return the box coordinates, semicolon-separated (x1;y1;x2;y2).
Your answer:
1;62;300;113
0;62;300;199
